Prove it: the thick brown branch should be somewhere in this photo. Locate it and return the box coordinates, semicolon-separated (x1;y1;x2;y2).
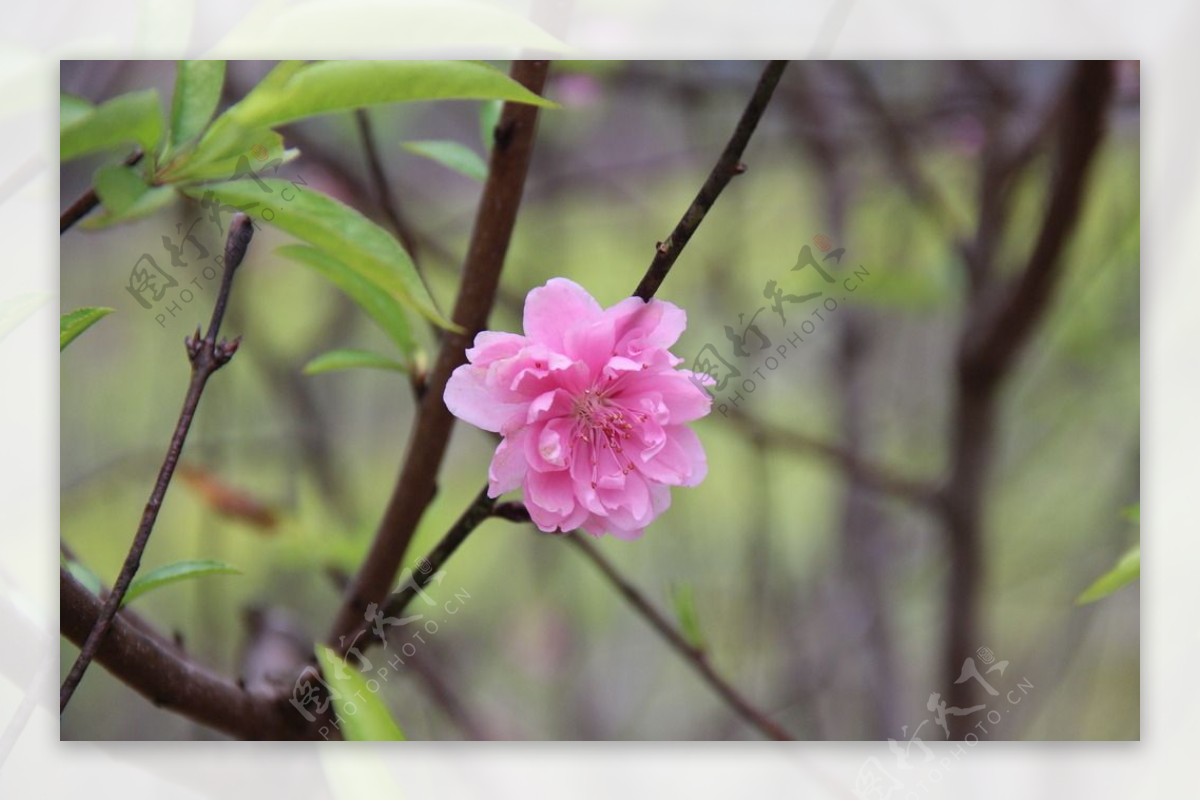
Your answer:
328;60;551;646
939;61;1114;738
61;568;323;739
60;214;254;711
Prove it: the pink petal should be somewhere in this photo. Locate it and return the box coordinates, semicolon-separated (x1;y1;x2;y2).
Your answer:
488;428;532;496
444;364;527;433
523;278;603;351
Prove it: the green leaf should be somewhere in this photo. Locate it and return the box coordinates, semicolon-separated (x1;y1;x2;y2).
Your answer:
279;244;415;355
168;60;227;150
402;139;487;182
186;180;453;329
670;583;705;651
198;60;555;161
60;89;163;162
161;128;299;184
315;645;407;741
60;307;114;351
60;93;93;130
93;163;152;215
82;186;177;230
1076;546;1140;605
123;559;242;607
0;293;49;343
479;99;502;151
303;349;408;376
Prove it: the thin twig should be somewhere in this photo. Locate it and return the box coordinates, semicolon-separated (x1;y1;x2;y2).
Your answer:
562;531;793;740
354;109;422;266
327;60;552;648
59;150;142;234
633;60;788;301
726;408;940;509
59;214;255;711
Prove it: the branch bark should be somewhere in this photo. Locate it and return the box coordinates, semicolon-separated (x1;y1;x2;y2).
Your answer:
938;61;1114;738
61;568;324;739
59;150;142;234
60;214;254;711
327;60;551;646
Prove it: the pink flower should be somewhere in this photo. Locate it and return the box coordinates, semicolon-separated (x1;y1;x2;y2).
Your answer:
444;278;713;539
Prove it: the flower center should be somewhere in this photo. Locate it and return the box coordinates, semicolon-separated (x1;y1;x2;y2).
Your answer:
572;387;646;486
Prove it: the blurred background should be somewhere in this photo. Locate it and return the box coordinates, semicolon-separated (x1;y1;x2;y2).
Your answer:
59;60;1139;741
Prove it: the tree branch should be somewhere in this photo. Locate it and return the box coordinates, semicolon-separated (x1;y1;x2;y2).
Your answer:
61;568;323;739
938;61;1114;738
726;408;940;510
633;60;787;301
60;214;255;711
327;60;552;646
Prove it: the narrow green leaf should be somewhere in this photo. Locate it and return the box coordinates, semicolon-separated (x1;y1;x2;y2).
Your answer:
123;559;242;607
670;583;705;651
82;186;177;230
60;307;114;351
162;128;298;184
315;645;407;741
60;89;163;162
479;99;503;151
0;293;49;343
402;139;487;182
168;60;227;149
1076;546;1140;605
185;180;453;329
60;93;93;130
304;349;408;376
279;243;415;355
198;60;555;161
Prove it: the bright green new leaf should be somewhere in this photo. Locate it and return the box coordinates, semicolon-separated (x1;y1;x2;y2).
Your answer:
82;186;177;230
60;89;163;162
60;307;114;351
670;583;705;651
315;645;407;741
278;244;415;356
303;349;408;376
186;180;453;328
479;99;502;151
123;559;242;607
162;128;299;184
402;139;487;182
1076;545;1140;605
168;60;227;149
93;163;152;215
60;93;93;130
0;293;49;344
87;163;177;228
198;60;554;161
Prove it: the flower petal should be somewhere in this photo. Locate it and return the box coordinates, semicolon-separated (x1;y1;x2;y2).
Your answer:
523;278;603;351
